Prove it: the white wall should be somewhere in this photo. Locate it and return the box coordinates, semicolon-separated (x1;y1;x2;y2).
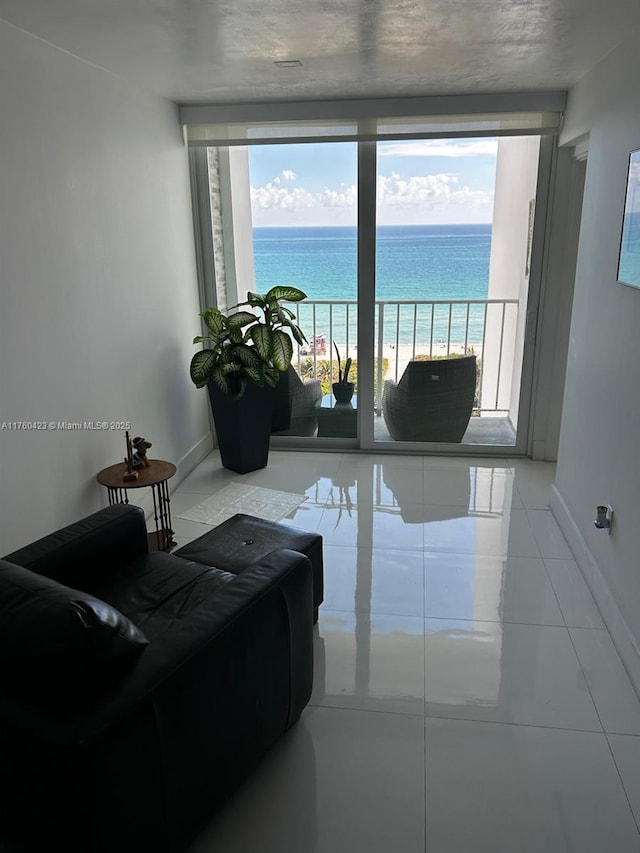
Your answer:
552;34;640;686
0;21;211;553
528;149;585;461
484;137;540;423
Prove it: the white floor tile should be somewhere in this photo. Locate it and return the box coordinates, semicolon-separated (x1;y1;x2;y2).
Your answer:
380;464;425;504
170;491;217;516
425;620;601;730
170;515;214;542
426;718;639;852
174;453;237;495
526;509;574;558
425;553;564;626
423;507;541;557
322;545;425;617
544;558;605;628
511;459;557;509
172;450;640;852
570;628;640;734
188;706;426;853
423;466;521;511
341;453;424;471
279;502;326;532
317;505;425;549
312;610;425;715
242;450;344;503
422;456;512;471
608;734;640;831
321;461;425;513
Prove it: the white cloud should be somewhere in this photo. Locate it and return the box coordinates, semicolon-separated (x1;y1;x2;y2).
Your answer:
281;169;296;181
379;139;499;158
251;181;316;211
250;171;493;225
377;172;493;212
321;183;358;207
251;176;357;213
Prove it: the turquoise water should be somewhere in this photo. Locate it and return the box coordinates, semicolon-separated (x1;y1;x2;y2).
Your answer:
252;224;492;345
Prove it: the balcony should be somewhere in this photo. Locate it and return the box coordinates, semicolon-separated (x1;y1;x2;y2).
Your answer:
292;297;520;445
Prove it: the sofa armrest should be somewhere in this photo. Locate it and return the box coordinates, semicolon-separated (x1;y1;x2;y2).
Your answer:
2;504;148;587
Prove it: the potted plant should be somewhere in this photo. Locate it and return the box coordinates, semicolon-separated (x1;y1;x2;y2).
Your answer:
332;343;354;404
190;286;307;473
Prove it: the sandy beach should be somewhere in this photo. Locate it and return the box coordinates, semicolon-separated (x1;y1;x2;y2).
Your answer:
300;339;480;381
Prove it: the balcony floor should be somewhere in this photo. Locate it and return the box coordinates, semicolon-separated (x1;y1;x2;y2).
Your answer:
373;413;517;446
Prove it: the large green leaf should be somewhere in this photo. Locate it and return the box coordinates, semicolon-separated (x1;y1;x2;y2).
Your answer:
232;345;262;368
245;292;267;309
227;310;257;328
277;306;296;322
210;368;231;395
200;308;226;337
219;343;234;365
271;329;293;371
280;319;307;346
250;324;272;362
266;286;307;303
244;366;266;386
292;325;307;346
190;350;217;388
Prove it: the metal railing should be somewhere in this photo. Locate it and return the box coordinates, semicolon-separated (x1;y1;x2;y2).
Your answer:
294;297;520;415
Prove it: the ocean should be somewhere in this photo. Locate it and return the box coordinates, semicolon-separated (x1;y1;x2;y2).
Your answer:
252;223;492;347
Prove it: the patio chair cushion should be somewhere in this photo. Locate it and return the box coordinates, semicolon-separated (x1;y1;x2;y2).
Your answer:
382;356;477;442
272;365;322;436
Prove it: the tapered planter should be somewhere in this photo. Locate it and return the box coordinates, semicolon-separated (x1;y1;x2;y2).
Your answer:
332;381;355;404
208;383;275;474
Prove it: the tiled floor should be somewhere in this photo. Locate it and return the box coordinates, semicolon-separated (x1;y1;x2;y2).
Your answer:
177;451;640;852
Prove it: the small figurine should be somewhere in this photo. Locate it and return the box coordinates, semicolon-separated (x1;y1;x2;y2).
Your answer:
132;436;152;468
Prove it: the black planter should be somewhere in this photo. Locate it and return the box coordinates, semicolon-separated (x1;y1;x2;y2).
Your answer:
332;382;355;404
271;367;293;432
207;383;275;474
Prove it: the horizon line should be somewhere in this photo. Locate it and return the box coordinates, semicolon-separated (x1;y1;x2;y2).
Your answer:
252;222;493;229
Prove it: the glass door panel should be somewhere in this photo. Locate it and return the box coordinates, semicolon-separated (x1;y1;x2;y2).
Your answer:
248;143;358;442
372;136;541;449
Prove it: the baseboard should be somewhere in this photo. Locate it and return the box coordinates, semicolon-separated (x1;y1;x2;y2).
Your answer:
550;484;640;697
172;431;214;490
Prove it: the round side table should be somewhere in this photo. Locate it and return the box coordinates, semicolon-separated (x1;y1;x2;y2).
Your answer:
96;460;176;552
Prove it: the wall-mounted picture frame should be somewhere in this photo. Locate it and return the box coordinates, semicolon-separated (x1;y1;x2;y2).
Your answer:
617;148;640;289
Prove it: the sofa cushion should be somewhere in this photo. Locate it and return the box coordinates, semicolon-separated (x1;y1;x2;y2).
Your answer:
0;559;149;670
89;551;237;643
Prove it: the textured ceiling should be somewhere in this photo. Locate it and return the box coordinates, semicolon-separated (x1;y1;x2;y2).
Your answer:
0;0;638;104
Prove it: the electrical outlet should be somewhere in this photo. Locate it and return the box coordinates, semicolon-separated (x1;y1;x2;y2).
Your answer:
606;504;614;534
595;504;614;533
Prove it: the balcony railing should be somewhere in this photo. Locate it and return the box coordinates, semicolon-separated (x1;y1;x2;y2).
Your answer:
293;297;520;414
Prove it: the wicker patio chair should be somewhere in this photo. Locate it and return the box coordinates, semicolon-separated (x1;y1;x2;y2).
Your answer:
382;355;477;442
272;365;322;436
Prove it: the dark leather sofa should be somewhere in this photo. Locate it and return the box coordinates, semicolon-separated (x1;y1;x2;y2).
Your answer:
0;504;314;853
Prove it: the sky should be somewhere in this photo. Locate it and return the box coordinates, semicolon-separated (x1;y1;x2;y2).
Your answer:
248;138;498;227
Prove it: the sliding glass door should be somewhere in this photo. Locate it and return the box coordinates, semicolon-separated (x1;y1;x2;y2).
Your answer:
195;132;551;454
368;136;543;450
